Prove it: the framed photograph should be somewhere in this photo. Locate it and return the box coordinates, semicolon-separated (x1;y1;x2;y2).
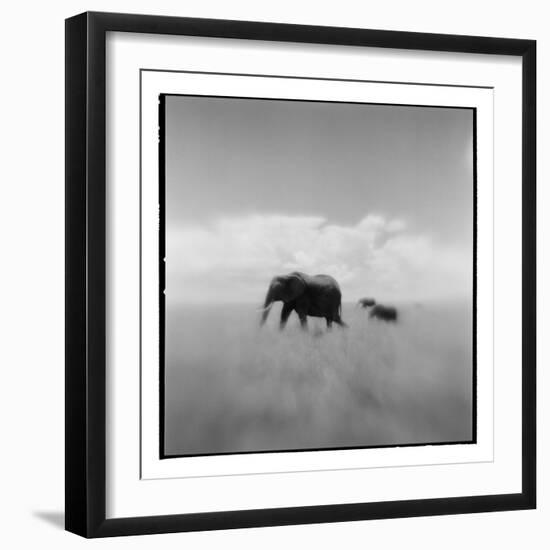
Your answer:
65;11;536;537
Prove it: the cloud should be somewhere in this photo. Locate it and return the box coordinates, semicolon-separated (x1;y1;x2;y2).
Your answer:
166;214;471;304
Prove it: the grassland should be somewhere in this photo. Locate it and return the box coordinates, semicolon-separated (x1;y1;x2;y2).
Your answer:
164;301;473;456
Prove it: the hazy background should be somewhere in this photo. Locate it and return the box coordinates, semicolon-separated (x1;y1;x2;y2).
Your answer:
165;95;474;305
163;95;474;456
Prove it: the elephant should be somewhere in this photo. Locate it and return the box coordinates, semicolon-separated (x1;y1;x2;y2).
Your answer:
357;297;376;308
369;304;398;322
259;271;347;330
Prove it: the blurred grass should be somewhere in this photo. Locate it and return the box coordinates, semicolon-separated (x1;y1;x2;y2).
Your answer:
164;301;473;455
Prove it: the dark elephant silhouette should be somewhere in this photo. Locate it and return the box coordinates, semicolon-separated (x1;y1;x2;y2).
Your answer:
357;297;376;308
259;271;347;330
369;304;398;322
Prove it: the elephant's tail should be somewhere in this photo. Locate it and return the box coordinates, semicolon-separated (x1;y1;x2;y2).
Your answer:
337;303;348;328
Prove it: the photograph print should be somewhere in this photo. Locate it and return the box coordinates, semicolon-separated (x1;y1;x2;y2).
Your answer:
160;93;475;458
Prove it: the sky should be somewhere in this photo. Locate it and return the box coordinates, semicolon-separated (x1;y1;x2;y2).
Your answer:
164;94;474;304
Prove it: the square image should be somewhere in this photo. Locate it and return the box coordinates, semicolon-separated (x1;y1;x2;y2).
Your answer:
159;94;476;458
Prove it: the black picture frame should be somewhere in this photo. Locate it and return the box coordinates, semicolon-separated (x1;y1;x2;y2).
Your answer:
65;11;536;538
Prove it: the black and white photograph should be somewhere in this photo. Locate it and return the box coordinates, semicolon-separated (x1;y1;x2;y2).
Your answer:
59;8;536;540
160;94;476;457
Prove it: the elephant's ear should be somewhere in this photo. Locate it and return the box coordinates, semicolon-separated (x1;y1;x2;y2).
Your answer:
281;273;306;302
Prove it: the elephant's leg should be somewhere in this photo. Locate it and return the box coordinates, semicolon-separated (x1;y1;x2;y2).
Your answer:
295;309;308;330
334;308;348;328
326;317;333;329
279;303;293;330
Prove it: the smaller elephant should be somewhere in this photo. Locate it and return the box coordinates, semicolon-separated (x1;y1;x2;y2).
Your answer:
369;304;398;322
357;297;376;308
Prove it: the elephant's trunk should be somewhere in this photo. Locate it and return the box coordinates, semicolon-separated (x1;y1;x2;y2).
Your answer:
259;287;275;326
